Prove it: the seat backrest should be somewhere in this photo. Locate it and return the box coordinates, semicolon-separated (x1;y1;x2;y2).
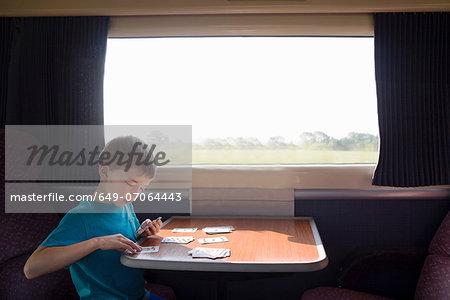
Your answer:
414;211;450;300
428;210;450;257
0;129;78;299
0;128;62;264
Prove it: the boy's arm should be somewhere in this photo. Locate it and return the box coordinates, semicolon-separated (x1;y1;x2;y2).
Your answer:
24;234;142;280
24;239;99;279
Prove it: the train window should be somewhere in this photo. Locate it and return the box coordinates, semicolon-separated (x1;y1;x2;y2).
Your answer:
104;37;378;165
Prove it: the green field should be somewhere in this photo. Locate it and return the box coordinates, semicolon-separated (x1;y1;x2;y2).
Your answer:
192;149;378;164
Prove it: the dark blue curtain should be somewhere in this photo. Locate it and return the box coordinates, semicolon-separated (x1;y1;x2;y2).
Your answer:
0;18;109;298
0;17;109;213
2;17;109;126
0;18;14;127
373;13;450;187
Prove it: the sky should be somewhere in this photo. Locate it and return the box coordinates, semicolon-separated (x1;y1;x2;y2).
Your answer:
104;37;378;144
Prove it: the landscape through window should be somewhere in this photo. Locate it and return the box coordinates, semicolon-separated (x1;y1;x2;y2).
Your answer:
104;37;378;164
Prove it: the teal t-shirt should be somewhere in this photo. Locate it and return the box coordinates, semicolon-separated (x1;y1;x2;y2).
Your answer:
39;199;155;300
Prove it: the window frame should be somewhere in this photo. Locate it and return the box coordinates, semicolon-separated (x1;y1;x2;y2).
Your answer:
108;14;374;38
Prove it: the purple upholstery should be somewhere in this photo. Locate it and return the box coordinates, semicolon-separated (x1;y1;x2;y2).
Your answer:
0;253;78;300
301;211;450;300
414;211;450;300
0;212;62;265
301;287;393;300
0;144;62;268
414;255;450;300
0;129;64;265
428;211;450;257
0;127;79;299
145;281;177;300
0;201;79;298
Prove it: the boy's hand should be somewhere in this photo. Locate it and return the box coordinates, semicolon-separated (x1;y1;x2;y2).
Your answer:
140;217;163;238
96;234;142;253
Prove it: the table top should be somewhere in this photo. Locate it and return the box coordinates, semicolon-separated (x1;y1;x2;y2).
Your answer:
120;216;328;272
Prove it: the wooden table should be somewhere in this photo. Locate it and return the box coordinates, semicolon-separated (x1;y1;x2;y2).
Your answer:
121;216;327;272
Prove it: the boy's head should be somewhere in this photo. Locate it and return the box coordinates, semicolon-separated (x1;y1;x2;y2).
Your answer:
97;136;157;206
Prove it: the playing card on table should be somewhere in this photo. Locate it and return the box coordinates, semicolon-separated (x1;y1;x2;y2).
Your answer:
198;236;229;244
124;246;159;255
172;228;198;233
188;247;231;259
161;236;195;244
140;246;160;253
202;226;235;234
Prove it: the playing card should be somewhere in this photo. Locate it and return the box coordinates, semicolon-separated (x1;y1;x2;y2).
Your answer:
172;228;198;233
123;246;159;255
161;236;195;244
136;217;162;236
190;248;230;258
188;247;231;259
202;226;235;234
198;236;229;244
140;246;160;253
136;219;151;236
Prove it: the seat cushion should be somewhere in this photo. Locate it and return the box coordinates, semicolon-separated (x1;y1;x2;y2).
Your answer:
428;211;450;257
414;254;450;300
145;281;177;300
0;253;78;300
301;287;393;300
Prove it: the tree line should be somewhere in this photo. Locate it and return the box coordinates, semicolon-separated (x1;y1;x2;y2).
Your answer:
193;131;378;151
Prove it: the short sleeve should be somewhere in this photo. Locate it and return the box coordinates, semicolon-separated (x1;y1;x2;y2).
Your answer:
38;212;87;270
39;212;87;248
129;203;141;230
133;216;140;231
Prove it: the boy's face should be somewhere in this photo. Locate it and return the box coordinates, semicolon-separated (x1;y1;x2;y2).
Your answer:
99;165;153;207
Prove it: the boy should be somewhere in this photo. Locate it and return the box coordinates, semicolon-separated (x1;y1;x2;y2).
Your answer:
24;136;165;300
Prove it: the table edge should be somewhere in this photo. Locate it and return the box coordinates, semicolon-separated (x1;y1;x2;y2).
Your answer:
120;255;329;272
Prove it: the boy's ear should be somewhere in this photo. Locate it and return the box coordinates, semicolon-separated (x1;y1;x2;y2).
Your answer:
99;165;110;180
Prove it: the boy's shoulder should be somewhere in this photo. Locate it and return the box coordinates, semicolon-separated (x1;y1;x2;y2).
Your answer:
59;201;99;224
66;199;125;214
63;200;91;215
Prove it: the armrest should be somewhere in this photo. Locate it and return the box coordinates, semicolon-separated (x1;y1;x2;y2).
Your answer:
337;247;427;299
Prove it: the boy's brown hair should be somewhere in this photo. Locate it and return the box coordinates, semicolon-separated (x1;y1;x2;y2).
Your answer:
99;135;157;178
